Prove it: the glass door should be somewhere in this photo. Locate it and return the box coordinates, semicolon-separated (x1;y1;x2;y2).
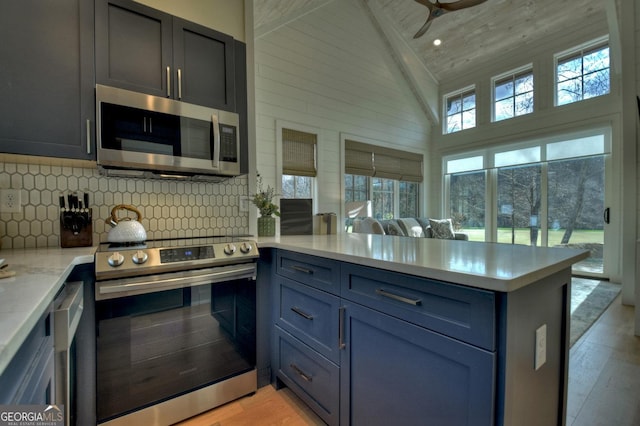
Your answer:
547;155;605;275
445;130;610;278
496;164;542;246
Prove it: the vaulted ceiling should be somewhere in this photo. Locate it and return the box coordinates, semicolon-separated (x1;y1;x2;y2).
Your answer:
254;0;610;82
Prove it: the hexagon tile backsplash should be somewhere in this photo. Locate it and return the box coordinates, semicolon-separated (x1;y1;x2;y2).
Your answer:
0;155;249;249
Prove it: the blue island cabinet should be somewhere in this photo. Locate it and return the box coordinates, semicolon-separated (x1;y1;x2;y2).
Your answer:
339;263;496;426
270;249;570;425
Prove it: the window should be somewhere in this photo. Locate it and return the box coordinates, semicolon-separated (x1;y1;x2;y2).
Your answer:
372;178;394;219
443;128;610;272
556;40;610;106
493;68;534;121
344;138;423;222
444;88;476;134
282;175;312;198
399;181;419;217
281;127;317;198
345;174;369;203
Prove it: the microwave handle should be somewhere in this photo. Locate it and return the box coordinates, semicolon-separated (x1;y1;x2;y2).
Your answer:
211;113;220;169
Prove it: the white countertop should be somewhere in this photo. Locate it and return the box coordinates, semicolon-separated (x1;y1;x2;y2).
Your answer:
257;234;590;292
0;235;589;377
0;246;95;376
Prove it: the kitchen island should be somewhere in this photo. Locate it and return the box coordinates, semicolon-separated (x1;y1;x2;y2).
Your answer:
257;234;589;426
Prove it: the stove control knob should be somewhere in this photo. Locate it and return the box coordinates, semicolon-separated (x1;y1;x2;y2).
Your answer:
107;252;125;267
132;250;148;265
224;243;237;255
240;242;252;254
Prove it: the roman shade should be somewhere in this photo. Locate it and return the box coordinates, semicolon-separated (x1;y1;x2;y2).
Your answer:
344;139;423;182
282;128;317;177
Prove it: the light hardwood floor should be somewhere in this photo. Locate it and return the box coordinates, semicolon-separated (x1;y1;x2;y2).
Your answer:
180;294;640;426
567;294;640;425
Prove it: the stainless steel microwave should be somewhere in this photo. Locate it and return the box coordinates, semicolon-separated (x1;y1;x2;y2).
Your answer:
96;84;241;180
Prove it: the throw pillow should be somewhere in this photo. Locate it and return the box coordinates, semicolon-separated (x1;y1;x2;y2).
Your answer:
385;221;405;236
397;218;425;238
428;218;455;239
415;218;432;236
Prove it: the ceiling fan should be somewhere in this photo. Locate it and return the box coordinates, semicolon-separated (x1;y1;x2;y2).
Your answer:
413;0;489;39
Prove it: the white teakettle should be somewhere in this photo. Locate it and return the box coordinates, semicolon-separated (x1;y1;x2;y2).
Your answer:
105;204;147;243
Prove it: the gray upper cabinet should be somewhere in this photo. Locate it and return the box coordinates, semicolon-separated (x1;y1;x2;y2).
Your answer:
0;0;95;160
96;0;236;111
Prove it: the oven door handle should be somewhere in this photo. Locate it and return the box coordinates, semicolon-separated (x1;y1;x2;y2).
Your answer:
97;264;256;299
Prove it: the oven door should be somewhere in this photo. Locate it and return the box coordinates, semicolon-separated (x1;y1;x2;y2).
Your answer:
95;264;256;424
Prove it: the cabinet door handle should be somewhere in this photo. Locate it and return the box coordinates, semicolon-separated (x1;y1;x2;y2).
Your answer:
375;289;422;306
166;66;171;97
177;68;182;100
143;117;147;132
86;119;91;155
290;364;313;382
338;306;346;349
291;265;313;274
291;306;313;320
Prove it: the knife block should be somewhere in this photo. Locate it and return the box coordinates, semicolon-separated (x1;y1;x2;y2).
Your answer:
60;209;93;248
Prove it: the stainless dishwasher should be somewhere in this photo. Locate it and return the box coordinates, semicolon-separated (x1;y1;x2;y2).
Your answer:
54;281;84;426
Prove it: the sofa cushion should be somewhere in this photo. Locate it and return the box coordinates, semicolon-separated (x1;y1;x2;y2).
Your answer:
397;218;425;237
428;218;455;239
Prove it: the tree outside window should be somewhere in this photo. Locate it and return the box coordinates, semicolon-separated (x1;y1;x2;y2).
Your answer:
345;174;369;203
281;175;312;198
494;70;534;121
399;181;419;217
372;177;394;219
445;89;476;134
556;44;610;106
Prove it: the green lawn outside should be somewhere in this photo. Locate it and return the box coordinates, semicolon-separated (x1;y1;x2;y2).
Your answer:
461;228;604;246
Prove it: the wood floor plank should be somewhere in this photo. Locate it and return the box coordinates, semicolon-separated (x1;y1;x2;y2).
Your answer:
567;296;640;426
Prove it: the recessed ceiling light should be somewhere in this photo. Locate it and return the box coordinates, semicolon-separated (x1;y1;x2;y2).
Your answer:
433;39;442;46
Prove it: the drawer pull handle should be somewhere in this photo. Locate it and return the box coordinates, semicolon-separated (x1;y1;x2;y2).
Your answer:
290;363;313;382
291;306;314;320
291;265;313;274
338;306;346;349
375;289;422;306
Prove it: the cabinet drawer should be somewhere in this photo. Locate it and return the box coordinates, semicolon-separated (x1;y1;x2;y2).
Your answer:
341;263;496;351
275;327;339;426
276;277;340;363
276;250;340;294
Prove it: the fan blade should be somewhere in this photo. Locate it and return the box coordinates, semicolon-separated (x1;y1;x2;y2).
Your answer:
413;16;434;39
439;0;488;12
414;0;436;9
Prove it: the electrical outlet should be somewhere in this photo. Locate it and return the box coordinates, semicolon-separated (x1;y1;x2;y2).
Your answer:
535;324;547;371
239;196;250;212
0;189;22;213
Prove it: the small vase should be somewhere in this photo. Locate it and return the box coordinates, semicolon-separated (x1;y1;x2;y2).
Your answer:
257;215;276;237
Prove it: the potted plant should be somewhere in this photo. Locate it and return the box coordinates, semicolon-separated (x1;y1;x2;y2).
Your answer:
251;176;280;236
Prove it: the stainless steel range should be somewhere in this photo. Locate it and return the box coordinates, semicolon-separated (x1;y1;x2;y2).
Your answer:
94;236;259;426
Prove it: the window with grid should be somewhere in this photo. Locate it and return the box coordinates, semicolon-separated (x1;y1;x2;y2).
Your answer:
281;128;316;198
556;40;610;106
345;174;369;203
344;139;422;220
493;68;534;122
444;88;476;134
399;181;419;217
